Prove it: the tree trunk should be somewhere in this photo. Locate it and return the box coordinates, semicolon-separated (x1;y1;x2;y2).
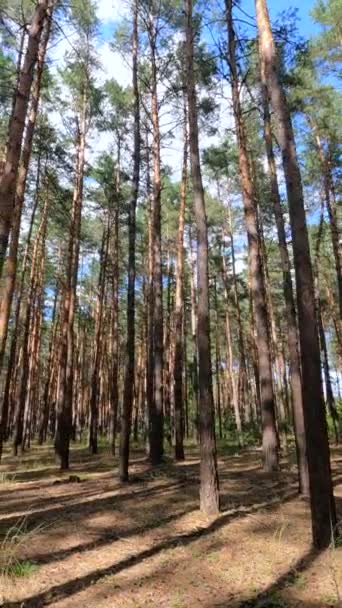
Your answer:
319;308;340;444
226;0;279;471
119;0;140;479
0;10;52;374
0;0;52;273
89;224;109;454
14;190;49;454
188;227;199;437
221;246;242;442
261;84;308;492
309;117;342;320
226;203;249;422
0;175;41;461
148;15;164;465
164;253;173;446
213;278;223;440
55;94;86;470
255;0;337;548
174;102;188;460
110;192;119;455
185;0;220;515
39;281;59;444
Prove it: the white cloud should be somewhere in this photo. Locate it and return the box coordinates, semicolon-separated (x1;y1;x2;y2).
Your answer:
97;42;131;87
97;0;129;22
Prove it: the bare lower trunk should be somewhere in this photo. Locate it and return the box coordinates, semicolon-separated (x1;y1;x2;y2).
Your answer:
185;0;220;515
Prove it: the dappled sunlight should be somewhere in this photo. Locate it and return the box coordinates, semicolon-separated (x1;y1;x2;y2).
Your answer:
0;446;341;607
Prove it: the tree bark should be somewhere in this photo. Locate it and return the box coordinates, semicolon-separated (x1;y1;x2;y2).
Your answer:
185;0;220;515
14;189;49;454
0;0;52;273
188;227;199;437
261;84;308;493
39;281;60;444
255;0;337;548
119;0;140;480
89;224;109;454
0;14;51;372
309;117;342;320
146;13;164;465
221;245;242;442
226;0;279;471
55;93;87;470
173;97;188;461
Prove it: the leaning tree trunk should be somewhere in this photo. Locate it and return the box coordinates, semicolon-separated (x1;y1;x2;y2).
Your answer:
0;9;52;374
226;0;279;471
185;0;220;515
261;84;308;493
0;0;52;274
255;0;337;549
310;119;342;321
314;211;340;445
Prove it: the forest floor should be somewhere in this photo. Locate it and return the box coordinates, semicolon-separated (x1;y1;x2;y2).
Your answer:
0;443;341;608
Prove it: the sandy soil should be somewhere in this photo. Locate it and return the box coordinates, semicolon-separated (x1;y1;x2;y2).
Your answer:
0;444;341;608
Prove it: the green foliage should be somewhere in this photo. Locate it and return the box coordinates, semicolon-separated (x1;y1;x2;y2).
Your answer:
311;0;342;77
4;560;38;578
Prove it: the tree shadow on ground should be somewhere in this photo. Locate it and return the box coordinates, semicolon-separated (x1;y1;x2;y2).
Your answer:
1;447;341;607
0;477;190;537
202;547;323;607
2;491;299;608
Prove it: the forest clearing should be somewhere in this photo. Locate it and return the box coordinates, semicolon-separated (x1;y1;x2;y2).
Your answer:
0;0;341;605
0;443;341;608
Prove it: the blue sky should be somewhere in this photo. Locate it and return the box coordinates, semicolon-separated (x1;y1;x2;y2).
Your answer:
99;0;320;41
243;0;319;37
